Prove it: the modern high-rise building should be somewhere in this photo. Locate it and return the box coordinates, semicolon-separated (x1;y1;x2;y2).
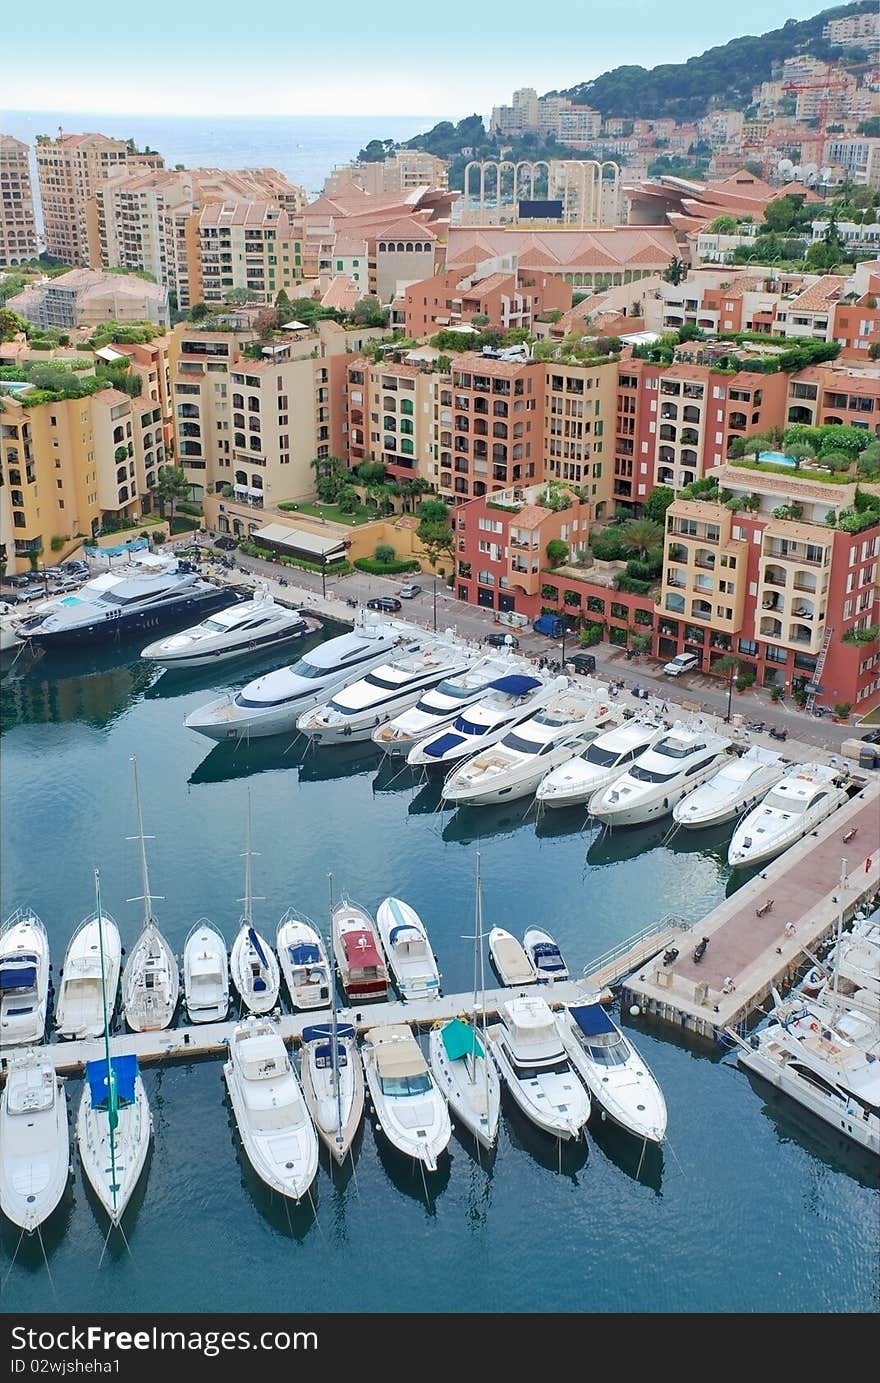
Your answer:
35;132;165;265
0;135;39;265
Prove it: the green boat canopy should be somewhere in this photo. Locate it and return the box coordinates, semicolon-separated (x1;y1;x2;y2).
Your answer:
441;1018;484;1061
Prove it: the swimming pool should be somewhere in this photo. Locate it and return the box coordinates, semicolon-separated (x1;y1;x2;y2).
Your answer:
758;450;796;468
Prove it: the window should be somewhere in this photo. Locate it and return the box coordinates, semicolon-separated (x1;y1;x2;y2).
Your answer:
738;639;758;656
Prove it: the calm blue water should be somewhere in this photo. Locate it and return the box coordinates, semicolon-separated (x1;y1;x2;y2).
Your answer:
1;626;878;1315
2;112;439;203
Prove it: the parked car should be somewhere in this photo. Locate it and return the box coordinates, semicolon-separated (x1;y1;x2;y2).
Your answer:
366;596;402;613
14;586;51;604
533;613;566;638
62;560;89;576
484;631;519;649
861;727;880;745
5;574;31;589
48;576;82;593
397;583;422;599
566;651;597;675
662;652;700;677
213;535;237;551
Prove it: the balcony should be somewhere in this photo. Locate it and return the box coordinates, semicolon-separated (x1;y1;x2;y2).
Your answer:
762;593;784;613
682;406;701;424
763;564;787;587
759;617;783;639
788;623;815;646
694;549;715;569
689;600;712;621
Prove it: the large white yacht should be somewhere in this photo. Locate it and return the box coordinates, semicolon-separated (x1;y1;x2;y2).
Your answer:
371;651;515;756
728;763;848;868
296;637;469;745
440;682;614;807
486;995;591;1140
673;745;787;830
536;719;666;810
588;722;732;826
141;584;318;669
184;617;415;741
0;908;50;1048
556;1000;667;1145
407;672;565;770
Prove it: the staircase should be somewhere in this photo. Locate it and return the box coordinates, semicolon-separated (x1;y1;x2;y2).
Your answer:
805;625;834;714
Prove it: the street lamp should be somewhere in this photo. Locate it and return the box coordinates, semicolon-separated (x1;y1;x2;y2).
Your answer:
432;574;438;633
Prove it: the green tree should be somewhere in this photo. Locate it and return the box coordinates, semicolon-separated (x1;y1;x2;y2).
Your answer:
374;543;396;563
188;302;211;322
336;485;359;514
418;498;451;525
762;194;807;234
546;538;569;566
663;256;685;285
705;215;737;234
856;118;880;138
619;519;664;560
0;307;27;341
643;486;676;523
787;443;815;470
149;465;191;524
804;241;839;273
225;287;259;305
416;499;454;570
356;461;386;484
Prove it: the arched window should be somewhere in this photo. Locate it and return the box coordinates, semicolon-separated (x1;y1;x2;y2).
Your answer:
232;393;244;408
249;436;261;451
113;426;125;443
400;418;413;435
235;470;247;485
234;432;246;448
400;438;414;455
233;412;245;429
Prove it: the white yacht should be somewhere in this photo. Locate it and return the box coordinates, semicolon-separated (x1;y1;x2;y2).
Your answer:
556;1000;667;1144
589;723;732;826
120;760;180;1034
77;1054;152;1225
231;925;280;1015
0;908;50;1048
184;616;414;742
300;1020;365;1166
371;651;514;756
523;927;569;983
407;672;565;770
486;995;591;1140
673;745;787;830
737;993;880;1155
488;927;536;987
361;1024;452;1171
0;1052;69;1234
817;930;880;1020
276;911;331;1011
297;638;469;745
141;584;319;669
536;719;666;810
728;763;848;868
55;911;121;1041
440;683;614;807
183;921;229;1024
223;1016;319;1201
375;897;441;1002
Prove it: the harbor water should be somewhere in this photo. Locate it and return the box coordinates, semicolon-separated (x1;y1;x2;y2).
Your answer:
1;625;877;1314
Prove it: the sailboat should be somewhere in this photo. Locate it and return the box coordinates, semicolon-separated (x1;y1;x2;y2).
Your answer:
77;869;152;1226
230;794;280;1015
121;757;180;1033
299;875;365;1165
428;853;501;1152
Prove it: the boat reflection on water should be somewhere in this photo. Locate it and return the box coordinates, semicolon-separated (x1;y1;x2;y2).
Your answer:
502;1102;589;1182
298;740;382;785
533;805;590;842
440;803;532;847
188;737;292;787
407;778;445;817
588;1113;664;1192
585;820;671;869
144;624;334;702
372;757;421;796
1;649;153;732
370;1119;453;1211
224;1102;319;1240
740;1065;880;1191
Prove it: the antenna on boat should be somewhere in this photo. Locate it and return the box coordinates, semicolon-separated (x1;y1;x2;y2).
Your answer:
126;756;163;927
238;789;263;924
327;871;343;1154
95;866;119;1220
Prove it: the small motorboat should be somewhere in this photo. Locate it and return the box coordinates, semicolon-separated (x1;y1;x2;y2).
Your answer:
55;911;121;1042
0;908;51;1048
224;1016;319;1201
77;1054;152;1226
277;911;331;1012
488;927;536;987
375;897;440;1002
523;927;569;983
361;1023;451;1171
183;920;229;1024
331;898;389;1003
0;1051;69;1234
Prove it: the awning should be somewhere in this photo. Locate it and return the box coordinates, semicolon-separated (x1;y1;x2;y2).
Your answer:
233;484;263;498
252;522;347;560
441;1018;484;1061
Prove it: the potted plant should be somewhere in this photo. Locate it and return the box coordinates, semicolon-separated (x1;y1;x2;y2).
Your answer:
833;702;852;722
769;684;783;702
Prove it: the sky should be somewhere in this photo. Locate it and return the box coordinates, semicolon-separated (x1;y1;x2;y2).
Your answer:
3;0;834;119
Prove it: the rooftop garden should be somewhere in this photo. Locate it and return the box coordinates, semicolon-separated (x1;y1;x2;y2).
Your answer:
0;353;141;407
729;426;880;483
87;321;161;348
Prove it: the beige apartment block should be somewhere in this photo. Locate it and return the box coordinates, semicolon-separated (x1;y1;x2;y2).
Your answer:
35;133;164;266
7;268;169;331
544;359;618;515
0;134;39;265
662;500;748;637
347;359;438;484
198;203;304;305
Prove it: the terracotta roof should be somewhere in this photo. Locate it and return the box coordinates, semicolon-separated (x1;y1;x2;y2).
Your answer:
514;504;552;529
785;275;847;312
446;225;677;272
320;276;361;312
376;217;438;241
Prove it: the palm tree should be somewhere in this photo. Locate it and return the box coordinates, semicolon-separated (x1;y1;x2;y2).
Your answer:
619;519;664;561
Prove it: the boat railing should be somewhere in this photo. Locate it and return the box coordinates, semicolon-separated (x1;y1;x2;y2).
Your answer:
580;915;692;985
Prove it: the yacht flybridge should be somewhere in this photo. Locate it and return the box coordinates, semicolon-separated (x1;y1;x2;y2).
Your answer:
588;723;731;826
141;583;318;668
407;673;565;770
371;651;514;756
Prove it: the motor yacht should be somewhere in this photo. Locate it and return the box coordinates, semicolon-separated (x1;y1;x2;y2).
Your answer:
55;911;121;1041
361;1024;451;1171
331;898;389;1003
728;763;848;868
141;583;319;668
673;745;787;830
223;1016;319;1201
297;638;470;745
589;723;732;826
375;897;441;1002
371;651;515;756
488;927;536;987
440;682;614;807
77;1053;152;1225
556;1000;667;1144
0;1052;69;1234
406;672;566;770
19;553;228;650
184;617;415;741
183;921;229;1024
0;908;50;1048
276;910;332;1011
486;995;591;1140
536;719;666;810
523;927;569;983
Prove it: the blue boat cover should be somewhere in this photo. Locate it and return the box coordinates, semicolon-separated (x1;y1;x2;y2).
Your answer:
85;1054;139;1108
424;731;464;758
302;1022;356;1043
389;924;420;944
533;944;566;970
0;964;37;990
248;927;268;967
289;943;320;965
489;674;541;695
570;1003;616;1037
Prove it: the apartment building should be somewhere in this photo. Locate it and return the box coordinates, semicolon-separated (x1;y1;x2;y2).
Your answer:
35;133;164;265
346;359;437;484
544;360;618;513
7;268;169;330
0;135;39;265
822;138;880;189
197;203;303;305
784;364;879;431
324;152;449;197
489;88;601;145
437;352;545;504
822;11;880;51
392;260;571;336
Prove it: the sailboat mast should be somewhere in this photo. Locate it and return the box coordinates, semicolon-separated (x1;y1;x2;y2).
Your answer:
327;873;342;1145
243;790;254;927
94;868;118;1216
130;755;155;929
832;857;847;1005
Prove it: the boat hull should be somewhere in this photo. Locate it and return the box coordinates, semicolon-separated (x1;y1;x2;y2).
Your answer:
76;1077;151;1226
24;588;231;650
590;757;727;826
230;928;280;1014
557;1019;666;1144
300;1037;365;1165
183;923;229;1025
728;797;848;867
145;620;313;669
486;1025;589;1140
428;1025;500;1151
738;1042;880;1156
121;926;180;1033
0;1061;69;1234
0;912;50;1048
